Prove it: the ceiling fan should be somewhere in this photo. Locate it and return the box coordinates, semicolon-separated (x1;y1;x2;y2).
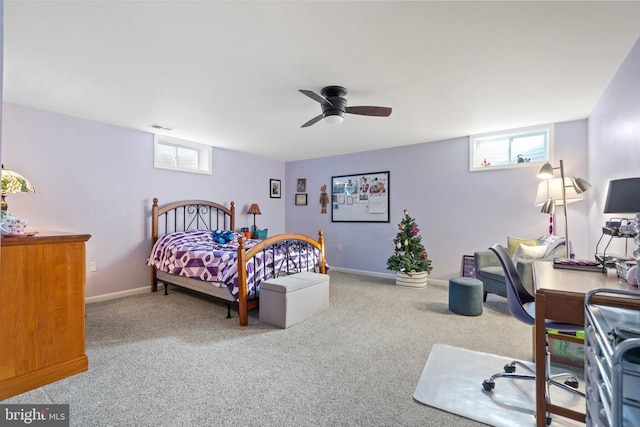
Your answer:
299;86;392;128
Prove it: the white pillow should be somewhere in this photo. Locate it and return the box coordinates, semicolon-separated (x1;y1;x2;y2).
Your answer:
513;243;548;261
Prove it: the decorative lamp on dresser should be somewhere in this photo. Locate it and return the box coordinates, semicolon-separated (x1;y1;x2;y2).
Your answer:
0;231;91;400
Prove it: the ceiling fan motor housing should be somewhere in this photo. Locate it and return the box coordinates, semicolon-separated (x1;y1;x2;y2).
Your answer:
299;85;391;127
321;86;347;120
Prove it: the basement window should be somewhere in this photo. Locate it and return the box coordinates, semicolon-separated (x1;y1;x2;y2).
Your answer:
469;124;553;172
154;135;212;175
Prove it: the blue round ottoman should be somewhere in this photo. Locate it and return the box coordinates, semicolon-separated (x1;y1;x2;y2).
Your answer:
448;277;483;316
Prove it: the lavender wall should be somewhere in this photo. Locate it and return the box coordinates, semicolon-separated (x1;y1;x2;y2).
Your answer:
286;120;590;281
2;103;285;297
3;34;638;296
286;36;640;281
587;37;640;256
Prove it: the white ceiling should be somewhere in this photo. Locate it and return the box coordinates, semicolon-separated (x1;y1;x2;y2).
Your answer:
4;1;640;162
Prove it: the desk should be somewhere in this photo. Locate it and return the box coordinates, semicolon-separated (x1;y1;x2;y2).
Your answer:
532;261;640;426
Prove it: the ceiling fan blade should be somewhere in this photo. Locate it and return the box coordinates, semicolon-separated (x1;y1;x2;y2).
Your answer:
299;89;333;107
301;114;324;128
346;106;392;117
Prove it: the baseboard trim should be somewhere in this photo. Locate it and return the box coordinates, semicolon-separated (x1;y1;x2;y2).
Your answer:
428;278;449;287
85;272;449;304
329;266;395;279
328;267;448;287
85;286;148;304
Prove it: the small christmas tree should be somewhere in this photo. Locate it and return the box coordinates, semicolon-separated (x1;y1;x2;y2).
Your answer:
386;209;432;274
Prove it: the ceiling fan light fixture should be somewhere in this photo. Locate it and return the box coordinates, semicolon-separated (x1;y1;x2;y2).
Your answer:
324;114;344;125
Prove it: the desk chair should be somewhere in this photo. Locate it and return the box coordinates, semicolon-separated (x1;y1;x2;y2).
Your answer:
482;244;585;426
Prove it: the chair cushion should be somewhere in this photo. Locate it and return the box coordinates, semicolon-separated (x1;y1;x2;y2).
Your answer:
523;301;536;319
479;266;506;282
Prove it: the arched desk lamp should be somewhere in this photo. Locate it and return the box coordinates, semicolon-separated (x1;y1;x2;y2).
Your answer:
537;160;591;259
534;177;585;235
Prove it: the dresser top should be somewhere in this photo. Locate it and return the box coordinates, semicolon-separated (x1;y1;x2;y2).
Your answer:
1;231;91;246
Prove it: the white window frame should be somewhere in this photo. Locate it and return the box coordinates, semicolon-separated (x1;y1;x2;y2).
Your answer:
153;134;212;175
469;124;554;172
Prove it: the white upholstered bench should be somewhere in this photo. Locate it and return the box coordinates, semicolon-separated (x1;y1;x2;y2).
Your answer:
259;272;330;328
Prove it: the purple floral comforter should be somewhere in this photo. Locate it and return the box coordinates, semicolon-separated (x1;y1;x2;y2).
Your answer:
147;230;320;300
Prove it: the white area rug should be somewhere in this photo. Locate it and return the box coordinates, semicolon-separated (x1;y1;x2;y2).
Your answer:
413;344;585;426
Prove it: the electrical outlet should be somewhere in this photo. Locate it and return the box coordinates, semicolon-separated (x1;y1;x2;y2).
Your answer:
337;244;342;252
89;262;98;272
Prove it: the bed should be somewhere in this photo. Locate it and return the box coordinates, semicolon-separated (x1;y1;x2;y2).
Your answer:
147;198;326;326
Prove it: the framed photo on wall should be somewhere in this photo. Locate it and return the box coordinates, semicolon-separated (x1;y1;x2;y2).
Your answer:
295;193;307;206
270;179;281;198
297;178;307;193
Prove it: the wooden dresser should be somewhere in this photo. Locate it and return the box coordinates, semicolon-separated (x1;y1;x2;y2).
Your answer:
0;231;91;400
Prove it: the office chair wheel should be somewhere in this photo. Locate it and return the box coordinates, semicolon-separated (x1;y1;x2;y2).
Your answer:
503;362;516;373
564;378;579;389
482;379;495;391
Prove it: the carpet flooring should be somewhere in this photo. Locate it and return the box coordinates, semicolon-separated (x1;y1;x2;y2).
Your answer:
1;271;554;426
413;343;585;426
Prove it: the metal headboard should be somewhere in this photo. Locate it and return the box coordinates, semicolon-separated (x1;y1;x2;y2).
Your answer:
151;198;236;246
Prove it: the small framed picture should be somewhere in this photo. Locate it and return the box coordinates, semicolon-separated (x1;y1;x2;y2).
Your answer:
461;255;475;278
270;179;281;198
297;178;307;193
295;193;307;206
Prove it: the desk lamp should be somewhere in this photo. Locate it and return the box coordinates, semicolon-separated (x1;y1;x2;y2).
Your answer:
247;203;261;238
603;177;640;262
1;165;35;217
537;160;591;258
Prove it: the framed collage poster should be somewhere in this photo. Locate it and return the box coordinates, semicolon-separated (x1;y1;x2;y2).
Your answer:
331;171;389;222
